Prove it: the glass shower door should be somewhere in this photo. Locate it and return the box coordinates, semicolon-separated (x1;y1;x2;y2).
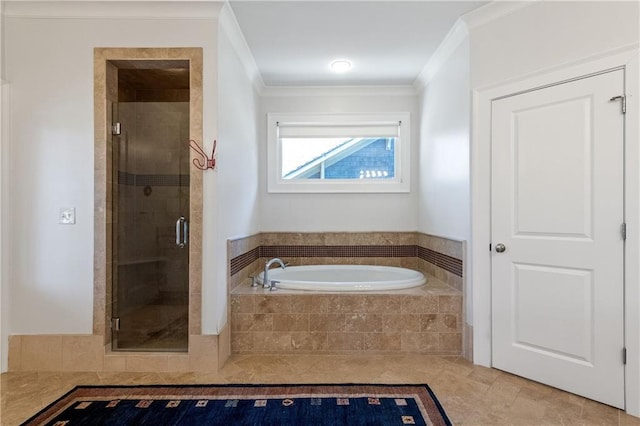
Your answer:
112;101;190;352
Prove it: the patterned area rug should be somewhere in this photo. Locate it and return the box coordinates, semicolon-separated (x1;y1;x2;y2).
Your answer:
21;384;451;425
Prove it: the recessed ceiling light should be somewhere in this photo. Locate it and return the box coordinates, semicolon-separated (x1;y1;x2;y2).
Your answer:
330;60;352;73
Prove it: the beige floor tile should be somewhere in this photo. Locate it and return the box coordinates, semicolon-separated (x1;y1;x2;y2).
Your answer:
581;399;621;424
1;354;636;426
621;412;640;426
467;365;501;386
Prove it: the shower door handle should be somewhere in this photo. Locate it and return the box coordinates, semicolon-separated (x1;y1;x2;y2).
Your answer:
183;218;189;247
176;216;188;248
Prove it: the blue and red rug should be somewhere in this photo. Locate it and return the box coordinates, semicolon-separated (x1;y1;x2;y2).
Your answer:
21;383;451;425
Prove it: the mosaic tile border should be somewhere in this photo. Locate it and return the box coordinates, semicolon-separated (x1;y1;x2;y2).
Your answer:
416;247;463;277
118;171;190;187
229;244;463;278
229;247;261;277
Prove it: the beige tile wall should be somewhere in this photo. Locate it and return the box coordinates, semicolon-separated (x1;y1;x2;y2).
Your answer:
227;232;467;357
8;333;220;373
417;233;464;291
230;289;462;355
229;232;463;284
260;232;418;246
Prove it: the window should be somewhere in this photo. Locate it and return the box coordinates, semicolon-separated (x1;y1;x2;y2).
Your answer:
267;113;410;193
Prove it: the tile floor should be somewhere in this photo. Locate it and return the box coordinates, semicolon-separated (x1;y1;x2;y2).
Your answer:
1;354;638;425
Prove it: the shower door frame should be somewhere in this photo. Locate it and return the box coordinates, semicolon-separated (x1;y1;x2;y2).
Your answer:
93;48;203;353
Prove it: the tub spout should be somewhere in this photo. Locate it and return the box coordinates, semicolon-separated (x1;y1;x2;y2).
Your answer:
264;258;287;289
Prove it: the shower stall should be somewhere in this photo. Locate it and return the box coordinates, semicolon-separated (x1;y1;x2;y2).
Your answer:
110;61;190;351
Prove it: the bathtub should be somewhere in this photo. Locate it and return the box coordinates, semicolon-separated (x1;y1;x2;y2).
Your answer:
256;265;426;292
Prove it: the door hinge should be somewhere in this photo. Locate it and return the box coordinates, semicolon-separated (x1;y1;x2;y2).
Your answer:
610;95;626;114
621;223;627;240
623;347;627;365
111;317;120;332
111;122;122;135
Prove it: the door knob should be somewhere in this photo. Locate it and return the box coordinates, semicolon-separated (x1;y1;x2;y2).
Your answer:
495;243;506;253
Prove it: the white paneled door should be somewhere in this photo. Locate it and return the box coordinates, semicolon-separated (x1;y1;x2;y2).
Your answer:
491;69;625;408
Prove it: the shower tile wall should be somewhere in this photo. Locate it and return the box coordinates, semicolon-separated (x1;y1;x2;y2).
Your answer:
116;102;190;348
118;102;190;304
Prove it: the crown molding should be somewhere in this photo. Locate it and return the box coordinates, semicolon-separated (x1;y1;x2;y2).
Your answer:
260;85;418;98
462;0;536;30
219;2;265;94
413;17;468;92
413;1;536;91
4;1;224;19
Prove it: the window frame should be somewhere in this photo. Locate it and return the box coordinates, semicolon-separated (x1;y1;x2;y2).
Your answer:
267;112;411;193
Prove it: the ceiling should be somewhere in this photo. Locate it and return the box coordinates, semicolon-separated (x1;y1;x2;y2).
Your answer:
229;1;488;87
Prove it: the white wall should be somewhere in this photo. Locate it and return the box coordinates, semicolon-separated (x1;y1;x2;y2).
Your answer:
0;83;6;371
418;38;470;242
0;83;9;371
259;88;419;232
206;9;260;333
470;1;639;89
418;36;471;324
0;0;6;371
4;11;219;335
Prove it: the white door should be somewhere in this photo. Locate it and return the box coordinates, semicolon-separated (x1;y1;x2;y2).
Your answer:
491;69;625;408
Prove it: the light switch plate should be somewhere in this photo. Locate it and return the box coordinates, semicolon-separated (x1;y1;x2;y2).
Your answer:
59;208;76;224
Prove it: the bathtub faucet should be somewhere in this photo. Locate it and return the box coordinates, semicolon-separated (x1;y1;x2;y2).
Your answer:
264;258;287;290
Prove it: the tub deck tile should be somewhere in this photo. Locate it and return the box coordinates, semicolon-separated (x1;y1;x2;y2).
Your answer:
273;314;310;332
382;314;421;333
230;273;462;356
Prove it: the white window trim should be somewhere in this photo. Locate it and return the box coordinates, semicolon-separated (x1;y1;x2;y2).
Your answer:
267;112;411;193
